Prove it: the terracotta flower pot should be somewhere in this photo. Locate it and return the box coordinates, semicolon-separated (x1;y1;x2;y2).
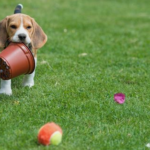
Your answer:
0;42;35;80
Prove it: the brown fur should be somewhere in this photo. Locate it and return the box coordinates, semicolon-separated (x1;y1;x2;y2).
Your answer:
0;14;47;56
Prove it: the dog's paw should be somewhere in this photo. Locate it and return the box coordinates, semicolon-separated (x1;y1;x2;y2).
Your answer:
22;81;34;88
0;89;12;96
22;74;35;88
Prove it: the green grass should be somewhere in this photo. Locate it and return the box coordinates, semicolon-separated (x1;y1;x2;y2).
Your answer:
0;0;150;149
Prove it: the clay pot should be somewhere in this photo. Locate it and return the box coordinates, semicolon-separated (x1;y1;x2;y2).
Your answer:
0;42;35;80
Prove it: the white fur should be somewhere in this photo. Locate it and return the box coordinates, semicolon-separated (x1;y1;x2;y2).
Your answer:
0;79;12;95
11;16;31;44
22;57;37;87
18;4;23;9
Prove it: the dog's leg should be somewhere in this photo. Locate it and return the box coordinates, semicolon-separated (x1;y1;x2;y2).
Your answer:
22;57;37;87
0;79;12;95
22;71;35;87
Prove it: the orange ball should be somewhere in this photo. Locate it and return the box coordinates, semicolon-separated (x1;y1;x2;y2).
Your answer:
38;122;63;146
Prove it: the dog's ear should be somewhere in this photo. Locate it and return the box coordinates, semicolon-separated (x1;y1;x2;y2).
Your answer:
31;18;47;49
0;18;8;48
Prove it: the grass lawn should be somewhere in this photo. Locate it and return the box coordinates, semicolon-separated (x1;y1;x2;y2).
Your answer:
1;0;150;149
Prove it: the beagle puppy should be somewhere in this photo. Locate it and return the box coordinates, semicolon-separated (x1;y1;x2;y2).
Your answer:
0;5;47;95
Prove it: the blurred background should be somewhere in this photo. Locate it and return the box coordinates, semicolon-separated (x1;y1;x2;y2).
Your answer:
1;0;150;149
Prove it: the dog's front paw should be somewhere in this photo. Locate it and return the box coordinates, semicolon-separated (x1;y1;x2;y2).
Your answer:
22;74;35;88
0;89;12;95
22;80;34;88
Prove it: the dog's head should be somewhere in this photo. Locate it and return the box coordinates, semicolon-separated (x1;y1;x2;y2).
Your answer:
0;14;47;50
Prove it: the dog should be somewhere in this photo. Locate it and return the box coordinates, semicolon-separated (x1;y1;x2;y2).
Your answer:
0;4;47;95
